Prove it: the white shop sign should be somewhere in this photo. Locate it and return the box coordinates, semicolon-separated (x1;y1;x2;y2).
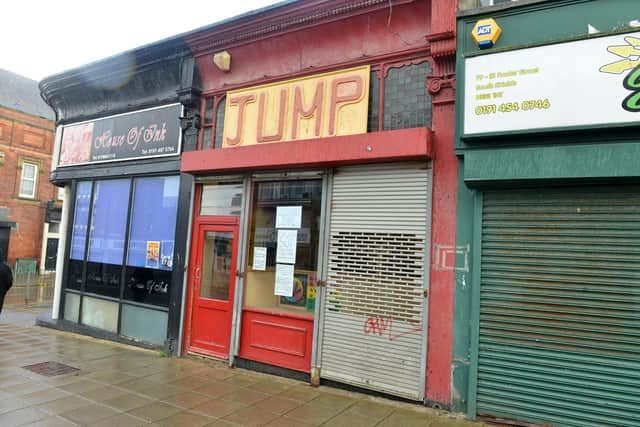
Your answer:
464;31;640;135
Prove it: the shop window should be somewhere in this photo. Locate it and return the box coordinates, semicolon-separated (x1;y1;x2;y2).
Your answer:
123;176;179;307
383;61;432;130
64;176;178;341
19;162;38;198
85;179;130;298
245;179;322;315
68;181;92;290
200;183;243;216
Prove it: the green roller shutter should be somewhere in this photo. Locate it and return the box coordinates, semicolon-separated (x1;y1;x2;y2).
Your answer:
476;187;640;427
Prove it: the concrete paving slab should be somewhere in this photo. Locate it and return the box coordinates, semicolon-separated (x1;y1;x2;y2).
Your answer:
0;305;489;427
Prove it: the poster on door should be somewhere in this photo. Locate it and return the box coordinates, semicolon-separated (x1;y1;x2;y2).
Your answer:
274;263;295;296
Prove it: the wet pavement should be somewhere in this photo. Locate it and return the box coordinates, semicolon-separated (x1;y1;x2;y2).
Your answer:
0;305;486;427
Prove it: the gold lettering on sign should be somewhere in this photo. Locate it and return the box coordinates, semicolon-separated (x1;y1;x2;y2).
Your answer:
257;89;288;143
225;95;256;146
222;65;370;147
291;82;324;139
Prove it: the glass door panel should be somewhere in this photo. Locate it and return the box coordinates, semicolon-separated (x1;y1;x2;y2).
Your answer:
200;231;233;301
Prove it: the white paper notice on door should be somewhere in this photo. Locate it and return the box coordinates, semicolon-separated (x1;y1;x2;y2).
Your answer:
275;206;302;229
274;263;295;296
276;229;297;264
252;247;267;271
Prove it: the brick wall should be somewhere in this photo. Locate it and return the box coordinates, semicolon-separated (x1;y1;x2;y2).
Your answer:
0;106;56;267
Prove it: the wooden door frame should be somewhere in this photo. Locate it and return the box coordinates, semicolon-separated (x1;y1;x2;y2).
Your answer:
183;215;240;356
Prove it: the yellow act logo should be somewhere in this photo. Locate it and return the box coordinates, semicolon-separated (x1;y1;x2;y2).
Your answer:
472;18;502;49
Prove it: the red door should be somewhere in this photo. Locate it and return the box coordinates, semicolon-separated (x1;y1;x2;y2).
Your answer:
187;221;238;358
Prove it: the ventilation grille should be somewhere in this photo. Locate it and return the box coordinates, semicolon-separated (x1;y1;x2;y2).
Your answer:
327;231;424;323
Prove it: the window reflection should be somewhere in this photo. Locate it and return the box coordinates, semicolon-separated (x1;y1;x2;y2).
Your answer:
245;180;322;315
200;183;243;216
200;231;233;301
85;179;129;297
65;176;179;311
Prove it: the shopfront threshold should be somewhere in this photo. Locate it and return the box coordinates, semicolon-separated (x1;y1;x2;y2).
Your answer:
36;313;173;353
37;311;449;412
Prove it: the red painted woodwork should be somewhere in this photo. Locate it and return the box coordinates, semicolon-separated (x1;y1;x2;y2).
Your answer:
239;308;314;373
189;1;430;94
185;219;239;359
425;103;457;403
182;127;432;174
183;0;458;407
420;0;458;405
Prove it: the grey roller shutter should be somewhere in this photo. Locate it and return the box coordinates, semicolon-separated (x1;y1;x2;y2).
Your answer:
477;187;640;427
320;162;431;400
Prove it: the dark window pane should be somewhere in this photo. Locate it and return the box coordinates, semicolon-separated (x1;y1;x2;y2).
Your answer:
85;262;122;298
124;266;171;307
70;181;92;260
204;98;214;123
88;179;130;265
383;61;432;130
66;259;84;290
202;127;212;150
214;97;226;149
368;71;380;132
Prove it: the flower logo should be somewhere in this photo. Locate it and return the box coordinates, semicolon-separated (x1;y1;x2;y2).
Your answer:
600;36;640;74
600;35;640;112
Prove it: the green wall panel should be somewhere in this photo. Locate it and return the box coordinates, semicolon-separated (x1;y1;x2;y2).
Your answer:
451;158;478;413
464;142;640;184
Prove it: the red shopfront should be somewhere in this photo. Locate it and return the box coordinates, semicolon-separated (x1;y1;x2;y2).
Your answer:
181;0;458;406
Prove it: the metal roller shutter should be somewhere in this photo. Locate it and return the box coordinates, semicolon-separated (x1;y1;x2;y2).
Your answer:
320;162;431;400
477;187;640;427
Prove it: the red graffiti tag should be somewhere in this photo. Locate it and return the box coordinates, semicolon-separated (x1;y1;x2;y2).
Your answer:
363;316;422;341
364;316;391;336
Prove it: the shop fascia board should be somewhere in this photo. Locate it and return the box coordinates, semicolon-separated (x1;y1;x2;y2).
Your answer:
463;141;640;184
39;40;189;99
182;127;432;174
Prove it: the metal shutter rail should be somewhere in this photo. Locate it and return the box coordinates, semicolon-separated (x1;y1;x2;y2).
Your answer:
321;162;430;400
477;187;640;427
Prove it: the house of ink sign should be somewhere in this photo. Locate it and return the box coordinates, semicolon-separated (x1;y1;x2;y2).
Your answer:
464;31;640;136
58;104;182;167
222;65;370;148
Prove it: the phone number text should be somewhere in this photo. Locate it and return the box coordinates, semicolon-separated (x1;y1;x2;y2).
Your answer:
475;99;551;115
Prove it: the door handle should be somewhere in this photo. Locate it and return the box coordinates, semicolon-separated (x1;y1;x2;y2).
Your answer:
195;266;201;280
